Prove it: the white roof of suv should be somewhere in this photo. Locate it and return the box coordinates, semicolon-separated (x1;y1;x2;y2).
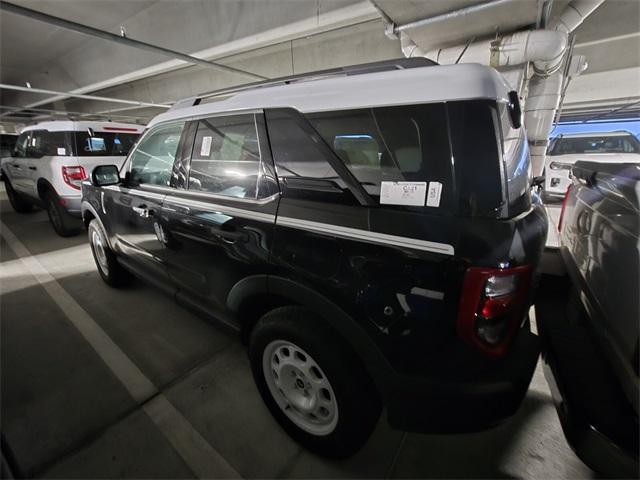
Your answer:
20;121;144;133
148;63;511;128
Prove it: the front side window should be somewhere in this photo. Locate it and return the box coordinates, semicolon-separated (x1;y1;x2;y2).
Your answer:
13;132;30;158
74;132;139;157
129;122;185;186
188;114;262;199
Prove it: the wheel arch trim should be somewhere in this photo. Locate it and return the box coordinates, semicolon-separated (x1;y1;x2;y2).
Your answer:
227;274;397;400
81;200;113;250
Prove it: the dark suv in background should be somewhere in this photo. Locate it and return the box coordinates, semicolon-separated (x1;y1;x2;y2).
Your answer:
537;160;639;477
81;60;548;457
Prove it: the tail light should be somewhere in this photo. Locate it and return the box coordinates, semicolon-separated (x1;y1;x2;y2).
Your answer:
62;166;87;190
557;184;573;232
457;265;532;358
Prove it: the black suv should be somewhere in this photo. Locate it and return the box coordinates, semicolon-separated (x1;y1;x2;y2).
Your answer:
81;60;548;457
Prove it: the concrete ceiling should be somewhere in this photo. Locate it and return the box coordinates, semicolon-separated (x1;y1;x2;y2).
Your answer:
0;0;376;124
0;0;637;128
373;0;640;121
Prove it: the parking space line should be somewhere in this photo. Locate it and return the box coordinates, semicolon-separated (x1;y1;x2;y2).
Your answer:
0;220;241;479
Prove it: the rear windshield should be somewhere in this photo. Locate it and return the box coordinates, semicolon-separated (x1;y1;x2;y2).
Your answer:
550;135;640;155
73;132;139;156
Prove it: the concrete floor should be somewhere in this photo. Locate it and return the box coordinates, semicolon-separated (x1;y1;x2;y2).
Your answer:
0;184;594;479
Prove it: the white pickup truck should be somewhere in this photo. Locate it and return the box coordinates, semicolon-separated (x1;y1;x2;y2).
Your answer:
1;120;142;236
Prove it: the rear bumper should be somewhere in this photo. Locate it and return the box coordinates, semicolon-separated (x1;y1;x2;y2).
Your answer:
386;328;539;433
536;276;639;478
59;195;82;217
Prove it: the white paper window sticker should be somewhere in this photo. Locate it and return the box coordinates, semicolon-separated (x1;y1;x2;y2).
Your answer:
426;181;443;207
200;136;213;157
57;147;66;155
380;181;427;206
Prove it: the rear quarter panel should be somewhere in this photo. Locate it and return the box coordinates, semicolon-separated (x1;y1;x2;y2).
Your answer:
560;168;640;411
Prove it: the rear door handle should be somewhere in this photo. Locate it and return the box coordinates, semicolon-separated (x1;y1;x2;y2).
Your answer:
216;229;248;245
28;166;37;171
132;204;154;218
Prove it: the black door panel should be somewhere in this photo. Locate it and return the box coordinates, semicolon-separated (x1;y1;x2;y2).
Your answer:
107;185;170;282
161;192;279;322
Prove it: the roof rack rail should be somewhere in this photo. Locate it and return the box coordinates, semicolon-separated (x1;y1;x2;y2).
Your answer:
168;57;437;111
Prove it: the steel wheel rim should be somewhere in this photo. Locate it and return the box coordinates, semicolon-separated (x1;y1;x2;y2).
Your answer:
91;230;109;274
262;340;338;436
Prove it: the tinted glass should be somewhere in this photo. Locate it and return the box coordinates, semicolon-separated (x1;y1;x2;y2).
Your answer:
27;131;46;157
265;109;354;203
266;110;341;181
499;103;531;214
74;132;138;156
447;101;503;217
307;103;454;210
13;133;29;158
550;135;640;155
188;115;262;199
130;122;184;186
43;131;71;156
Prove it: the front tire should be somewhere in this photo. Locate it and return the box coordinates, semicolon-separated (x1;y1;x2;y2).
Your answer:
249;306;381;459
88;219;132;288
44;191;80;237
4;178;33;213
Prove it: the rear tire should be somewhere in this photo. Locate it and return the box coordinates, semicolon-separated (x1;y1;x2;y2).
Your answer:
44;191;80;237
88;219;132;288
249;306;381;459
4;178;33;213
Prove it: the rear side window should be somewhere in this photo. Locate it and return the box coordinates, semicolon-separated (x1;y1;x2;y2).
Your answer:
188;114;264;199
499;103;531;214
307;103;454;211
265;109;353;204
73;132;138;157
447;101;504;217
43;132;71;156
130;122;185;186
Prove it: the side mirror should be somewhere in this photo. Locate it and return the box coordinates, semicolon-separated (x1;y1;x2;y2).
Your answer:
91;165;120;187
531;175;545;188
508;91;523;129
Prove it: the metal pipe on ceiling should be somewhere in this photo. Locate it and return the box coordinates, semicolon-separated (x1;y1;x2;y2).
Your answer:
393;0;520;34
0;1;267;81
0;83;171;109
